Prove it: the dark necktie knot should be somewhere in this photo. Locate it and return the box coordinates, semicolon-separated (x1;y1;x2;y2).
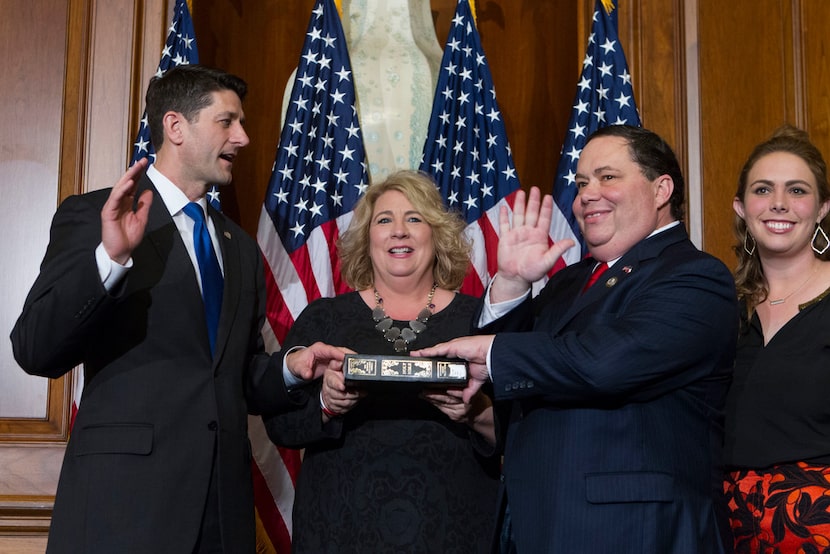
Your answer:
183;202;223;355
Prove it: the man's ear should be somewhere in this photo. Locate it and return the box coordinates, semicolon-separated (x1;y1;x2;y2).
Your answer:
654;174;674;208
162;111;185;146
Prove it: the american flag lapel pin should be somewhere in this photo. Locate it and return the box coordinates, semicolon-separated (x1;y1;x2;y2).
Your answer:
607;265;633;287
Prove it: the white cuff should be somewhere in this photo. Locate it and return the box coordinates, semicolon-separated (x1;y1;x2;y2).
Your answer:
96;242;132;292
282;345;310;389
478;276;529;327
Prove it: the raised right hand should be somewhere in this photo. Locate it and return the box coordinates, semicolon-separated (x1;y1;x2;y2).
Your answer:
491;187;575;302
101;158;152;264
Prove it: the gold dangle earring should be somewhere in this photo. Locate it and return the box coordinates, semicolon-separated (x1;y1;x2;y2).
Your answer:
743;232;756;256
812;223;830;255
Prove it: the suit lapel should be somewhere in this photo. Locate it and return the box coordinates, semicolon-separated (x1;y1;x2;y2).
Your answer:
550;224;690;334
134;176;217;358
127;178;201;300
208;206;238;364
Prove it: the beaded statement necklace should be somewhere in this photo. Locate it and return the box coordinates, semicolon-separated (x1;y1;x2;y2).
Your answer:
372;283;437;353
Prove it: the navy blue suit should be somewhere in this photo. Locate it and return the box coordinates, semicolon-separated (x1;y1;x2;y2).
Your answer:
482;225;738;553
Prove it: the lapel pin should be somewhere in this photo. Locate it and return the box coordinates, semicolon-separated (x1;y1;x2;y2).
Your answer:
224;231;231;239
622;266;633;274
605;277;618;288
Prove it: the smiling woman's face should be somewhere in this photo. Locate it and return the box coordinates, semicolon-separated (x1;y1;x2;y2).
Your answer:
735;151;829;258
369;190;435;283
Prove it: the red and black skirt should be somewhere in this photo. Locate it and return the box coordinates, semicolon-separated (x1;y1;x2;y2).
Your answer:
724;461;830;553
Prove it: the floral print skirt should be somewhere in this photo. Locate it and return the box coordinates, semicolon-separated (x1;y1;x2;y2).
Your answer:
724;462;830;553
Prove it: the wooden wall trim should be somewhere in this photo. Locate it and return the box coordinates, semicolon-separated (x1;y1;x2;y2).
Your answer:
2;0;94;444
684;0;703;248
1;2;169;548
59;0;93;201
129;0;169;163
0;376;70;441
791;0;805;127
0;445;66;536
0;495;53;536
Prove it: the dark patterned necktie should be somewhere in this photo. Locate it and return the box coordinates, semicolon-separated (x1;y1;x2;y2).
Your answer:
183;202;223;355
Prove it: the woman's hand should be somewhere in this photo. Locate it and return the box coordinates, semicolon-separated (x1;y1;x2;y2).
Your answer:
421;388;496;446
319;367;366;422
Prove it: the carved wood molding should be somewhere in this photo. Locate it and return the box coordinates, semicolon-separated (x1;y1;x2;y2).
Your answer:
0;376;71;442
0;495;53;536
0;444;65;539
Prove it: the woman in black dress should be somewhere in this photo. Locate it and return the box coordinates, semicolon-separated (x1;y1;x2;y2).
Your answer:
263;170;499;553
724;125;830;552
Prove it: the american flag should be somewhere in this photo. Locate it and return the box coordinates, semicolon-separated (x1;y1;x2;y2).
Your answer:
127;0;222;211
551;0;641;260
419;0;566;296
253;0;368;550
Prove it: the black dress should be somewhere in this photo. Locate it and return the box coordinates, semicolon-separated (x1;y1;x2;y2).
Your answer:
263;292;500;554
723;291;830;552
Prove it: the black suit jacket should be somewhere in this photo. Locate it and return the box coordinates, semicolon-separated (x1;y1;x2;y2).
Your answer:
11;176;297;553
481;225;738;553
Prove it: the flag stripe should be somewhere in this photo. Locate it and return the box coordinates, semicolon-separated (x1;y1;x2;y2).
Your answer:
479;203;502;279
262;256;296;348
419;0;525;295
258;208;307;327
289;247;323;305
255;2;369;550
249;416;294;553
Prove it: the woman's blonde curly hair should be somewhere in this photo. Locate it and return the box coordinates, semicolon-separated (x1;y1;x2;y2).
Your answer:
337;170;472;291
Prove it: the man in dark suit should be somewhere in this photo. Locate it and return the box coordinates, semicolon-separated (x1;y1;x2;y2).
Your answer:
416;126;738;553
10;65;340;553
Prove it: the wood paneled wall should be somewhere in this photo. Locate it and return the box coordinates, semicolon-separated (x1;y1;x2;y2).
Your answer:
0;0;168;550
698;0;830;263
3;1;830;551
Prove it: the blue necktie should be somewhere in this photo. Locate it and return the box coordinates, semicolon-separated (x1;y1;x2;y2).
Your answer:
183;202;223;355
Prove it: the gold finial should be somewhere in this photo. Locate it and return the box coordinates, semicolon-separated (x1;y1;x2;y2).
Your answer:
600;0;615;15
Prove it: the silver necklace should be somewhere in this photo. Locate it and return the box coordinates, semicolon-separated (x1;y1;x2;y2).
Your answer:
372;283;436;353
768;266;818;305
